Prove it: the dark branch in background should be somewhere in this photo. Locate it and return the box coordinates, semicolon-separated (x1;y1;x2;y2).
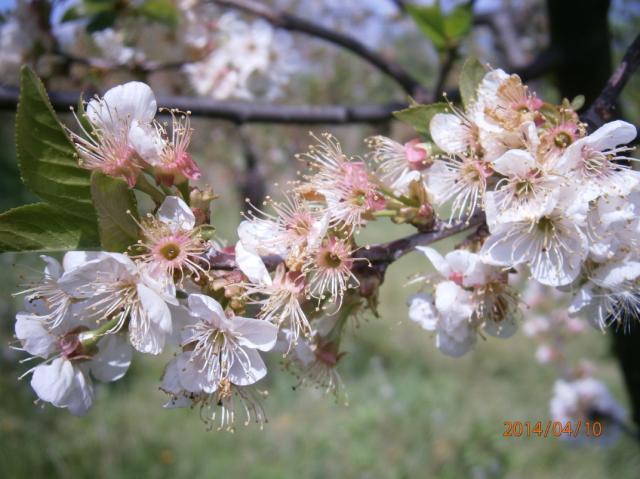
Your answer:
237;128;267;210
212;0;428;98
583;33;640;128
0;85;403;124
57;50;186;75
0;47;559;124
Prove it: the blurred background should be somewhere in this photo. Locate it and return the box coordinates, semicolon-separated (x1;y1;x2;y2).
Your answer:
1;0;639;477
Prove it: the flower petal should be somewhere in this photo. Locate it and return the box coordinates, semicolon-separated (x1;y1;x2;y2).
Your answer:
229;316;278;351
235;240;272;286
157;196;196;232
430;113;470;155
15;314;57;358
492;149;536;177
187;294;226;326
407;293;438;331
90;334;133;382
30;357;74;406
228;347;267;386
415;246;451;278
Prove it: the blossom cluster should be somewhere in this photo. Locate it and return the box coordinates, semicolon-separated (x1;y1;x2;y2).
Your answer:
10;63;637;437
0;1;300;101
182;8;299;100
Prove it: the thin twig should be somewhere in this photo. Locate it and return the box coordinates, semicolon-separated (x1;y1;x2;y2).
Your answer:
212;0;427;97
583;33;640;128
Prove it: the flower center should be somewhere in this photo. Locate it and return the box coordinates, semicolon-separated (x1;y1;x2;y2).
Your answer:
160;242;181;260
537;216;554;235
554;131;573;148
323;251;343;268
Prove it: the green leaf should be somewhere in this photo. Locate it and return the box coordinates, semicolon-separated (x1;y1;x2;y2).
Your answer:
4;66;101;253
83;0;118;15
459;57;487;107
444;2;473;44
91;172;139;252
16;66;97;220
406;3;447;51
60;6;83;22
136;0;179;27
86;11;118;32
393;102;448;137
571;95;585;111
0;203;100;253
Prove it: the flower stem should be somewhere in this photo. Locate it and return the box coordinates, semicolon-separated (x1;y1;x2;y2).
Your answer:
136;174;166;204
79;316;121;348
377;184;417;207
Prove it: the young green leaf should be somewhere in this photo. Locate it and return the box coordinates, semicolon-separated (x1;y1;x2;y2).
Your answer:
90;172;140;252
16;66;97;220
135;0;179;27
0;203;100;253
444;2;473;44
459;57;487;107
406;3;447;51
570;95;586;111
393;103;448;137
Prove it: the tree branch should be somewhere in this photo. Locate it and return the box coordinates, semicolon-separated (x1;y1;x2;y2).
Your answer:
0;85;403;124
582;33;640;128
212;0;427;98
201;211;486;274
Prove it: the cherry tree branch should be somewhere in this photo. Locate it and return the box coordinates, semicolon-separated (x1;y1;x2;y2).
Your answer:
212;0;428;98
0;85;404;124
201;211;486;273
199;32;639;276
582;33;640;128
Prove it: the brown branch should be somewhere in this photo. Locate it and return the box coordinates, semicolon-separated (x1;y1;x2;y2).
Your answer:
583;33;640;128
0;85;403;124
212;0;427;98
201;211;486;274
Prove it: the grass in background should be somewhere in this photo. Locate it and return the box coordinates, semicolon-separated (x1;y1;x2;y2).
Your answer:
1;209;638;479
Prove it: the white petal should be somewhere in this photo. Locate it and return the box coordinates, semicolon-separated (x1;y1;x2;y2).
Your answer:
568;285;594;315
157;196;196;232
430;113;471;155
229;316;278;351
90;81;157;126
228;347;267;386
176;352;217;393
484;318;518;338
586;120;637;152
128;120;164;163
15;314;57;357
416;246;451;278
59;253;136;297
40;255;62;279
62;251;108;272
237;219;286;256
434;281;474;320
492;149;536;177
187;294;226;326
65;367;94;416
30;357;74;406
130;284;171;354
160;358;182;395
407;293;438;331
435;325;476;357
591;260;640;289
235;241;272;286
529;223;588;287
480;223;530;267
90;334;133;382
